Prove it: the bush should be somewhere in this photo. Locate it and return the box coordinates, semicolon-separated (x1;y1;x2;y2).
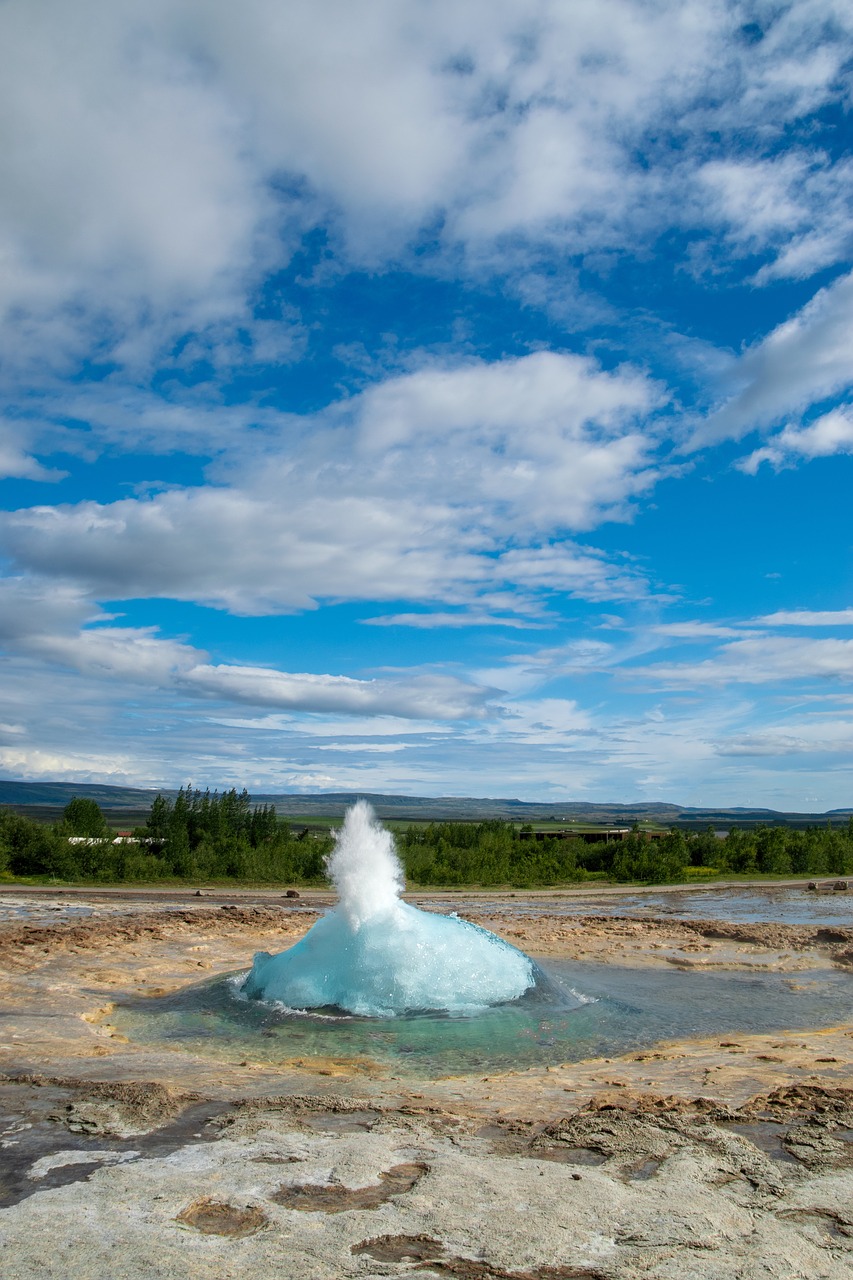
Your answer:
611;831;687;883
0;810;68;877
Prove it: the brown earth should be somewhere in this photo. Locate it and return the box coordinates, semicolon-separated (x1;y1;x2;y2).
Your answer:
1;890;852;1278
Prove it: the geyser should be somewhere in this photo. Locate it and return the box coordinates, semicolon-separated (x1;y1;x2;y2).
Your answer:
243;801;538;1017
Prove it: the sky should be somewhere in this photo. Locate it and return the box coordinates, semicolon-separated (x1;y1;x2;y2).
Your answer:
2;0;853;809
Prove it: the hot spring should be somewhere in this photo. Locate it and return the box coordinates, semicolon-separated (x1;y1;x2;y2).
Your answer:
111;803;853;1078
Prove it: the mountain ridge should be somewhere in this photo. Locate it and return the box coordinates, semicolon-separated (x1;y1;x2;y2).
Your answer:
1;779;850;828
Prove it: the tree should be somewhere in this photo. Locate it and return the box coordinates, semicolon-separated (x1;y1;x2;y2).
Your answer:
63;796;109;837
164;789;192;875
755;825;791;875
145;794;172;842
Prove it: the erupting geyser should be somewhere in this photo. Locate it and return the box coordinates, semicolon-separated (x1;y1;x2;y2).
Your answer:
243;801;539;1017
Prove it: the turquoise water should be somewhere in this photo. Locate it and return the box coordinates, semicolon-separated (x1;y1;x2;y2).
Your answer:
113;959;852;1077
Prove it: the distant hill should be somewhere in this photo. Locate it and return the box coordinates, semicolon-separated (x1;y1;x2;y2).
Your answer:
0;780;163;808
1;779;850;829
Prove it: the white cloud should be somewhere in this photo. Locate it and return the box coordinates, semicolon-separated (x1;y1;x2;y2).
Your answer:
490;698;593;744
27;627;202;685
1;0;851;379
634;636;853;688
18;386;288;458
0;0;271;360
0;575;495;723
5;588;853;805
698;153;853;283
0;353;664;613
691;271;853;447
650;621;752;640
0;577;105;640
758;608;853;627
363;612;545;630
737;405;853;472
716;711;853;758
0;424;66;481
182;664;494;720
0;745;144;784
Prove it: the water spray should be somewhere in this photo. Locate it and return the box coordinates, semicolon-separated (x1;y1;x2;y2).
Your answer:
243;801;538;1017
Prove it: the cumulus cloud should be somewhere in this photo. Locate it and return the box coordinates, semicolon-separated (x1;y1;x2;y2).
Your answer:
0;0;270;362
182;664;494;719
698;152;853;284
737;405;853;473
1;0;851;378
0;574;495;722
0;745;144;785
0;422;67;481
0;352;665;613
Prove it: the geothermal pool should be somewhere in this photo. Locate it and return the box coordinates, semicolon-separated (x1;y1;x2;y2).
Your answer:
113;960;852;1077
105;802;853;1077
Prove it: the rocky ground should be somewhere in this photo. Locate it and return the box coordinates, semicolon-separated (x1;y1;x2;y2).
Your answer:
0;889;852;1278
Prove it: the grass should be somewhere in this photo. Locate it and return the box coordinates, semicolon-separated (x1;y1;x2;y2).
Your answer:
0;868;834;892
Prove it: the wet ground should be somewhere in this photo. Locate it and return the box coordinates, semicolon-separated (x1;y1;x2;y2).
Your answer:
1;882;852;1277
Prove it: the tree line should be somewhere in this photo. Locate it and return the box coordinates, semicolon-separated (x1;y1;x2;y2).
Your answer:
1;794;852;885
0;788;330;883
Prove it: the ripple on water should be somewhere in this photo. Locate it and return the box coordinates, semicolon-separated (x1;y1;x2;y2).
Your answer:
111;958;853;1077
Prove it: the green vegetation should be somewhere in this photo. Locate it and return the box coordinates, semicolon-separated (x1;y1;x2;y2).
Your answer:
63;795;111;838
401;820;585;886
0;788;332;884
2;794;853;887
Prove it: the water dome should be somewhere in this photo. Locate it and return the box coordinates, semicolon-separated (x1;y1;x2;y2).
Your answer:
242;801;538;1017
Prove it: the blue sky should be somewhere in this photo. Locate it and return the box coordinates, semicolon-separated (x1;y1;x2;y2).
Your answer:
2;0;853;807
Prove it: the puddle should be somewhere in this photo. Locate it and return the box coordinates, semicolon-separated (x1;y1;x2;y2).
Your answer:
176;1197;268;1237
0;1084;227;1209
351;1234;608;1278
432;887;853;929
623;1156;663;1180
353;1233;447;1263
778;1208;853;1239
271;1161;427;1212
301;1109;379;1134
533;1147;608;1167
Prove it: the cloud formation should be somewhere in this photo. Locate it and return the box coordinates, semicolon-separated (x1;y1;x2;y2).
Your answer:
3;2;853;806
738;406;853;473
0;353;664;614
635;637;853;688
692;272;853;448
182;665;494;720
758;609;853;627
1;0;851;377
